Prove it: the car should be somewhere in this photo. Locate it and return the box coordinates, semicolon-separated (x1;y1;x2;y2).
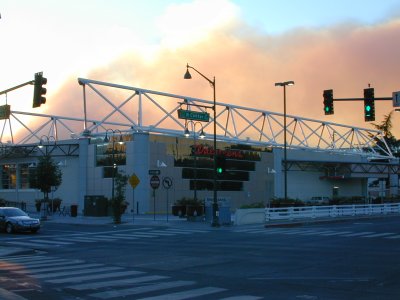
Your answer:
306;196;331;205
0;207;40;234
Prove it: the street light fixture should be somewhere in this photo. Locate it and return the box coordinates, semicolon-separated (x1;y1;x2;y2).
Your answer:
184;63;219;227
104;129;124;201
274;81;295;202
184;121;205;202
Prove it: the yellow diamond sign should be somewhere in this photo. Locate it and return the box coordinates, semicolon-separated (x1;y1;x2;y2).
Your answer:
129;173;140;189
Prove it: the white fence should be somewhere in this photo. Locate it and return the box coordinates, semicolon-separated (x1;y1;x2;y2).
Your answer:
265;203;400;222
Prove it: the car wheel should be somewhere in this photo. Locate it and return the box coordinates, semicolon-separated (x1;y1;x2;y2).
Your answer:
31;229;39;233
5;223;14;234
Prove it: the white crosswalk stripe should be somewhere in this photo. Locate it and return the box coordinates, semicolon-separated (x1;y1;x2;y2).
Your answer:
67;275;165;291
4;228;211;249
136;286;227;300
235;228;400;240
3;255;262;300
89;280;196;299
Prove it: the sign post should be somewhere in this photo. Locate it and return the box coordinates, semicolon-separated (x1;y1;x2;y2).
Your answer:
129;173;140;223
150;175;160;220
162;177;173;222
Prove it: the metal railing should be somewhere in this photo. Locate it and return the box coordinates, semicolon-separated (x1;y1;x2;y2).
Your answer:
265;203;400;221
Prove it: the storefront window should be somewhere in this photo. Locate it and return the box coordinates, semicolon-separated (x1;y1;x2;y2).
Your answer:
1;164;16;189
150;134;268;191
19;163;32;189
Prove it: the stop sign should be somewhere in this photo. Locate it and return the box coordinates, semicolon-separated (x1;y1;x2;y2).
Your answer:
150;175;160;189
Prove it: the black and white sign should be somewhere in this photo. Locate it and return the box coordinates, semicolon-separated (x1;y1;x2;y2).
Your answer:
162;177;173;189
150;175;160;189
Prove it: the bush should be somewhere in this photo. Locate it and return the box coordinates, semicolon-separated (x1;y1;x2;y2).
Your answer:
270;198;304;208
240;202;265;209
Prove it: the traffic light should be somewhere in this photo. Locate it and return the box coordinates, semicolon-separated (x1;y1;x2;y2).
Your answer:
216;155;226;174
323;89;334;115
33;72;47;108
364;87;375;121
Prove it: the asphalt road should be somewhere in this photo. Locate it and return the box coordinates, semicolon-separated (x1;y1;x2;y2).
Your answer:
1;217;400;299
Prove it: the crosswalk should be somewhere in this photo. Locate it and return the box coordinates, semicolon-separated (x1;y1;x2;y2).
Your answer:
1;255;263;299
233;227;400;240
4;227;210;249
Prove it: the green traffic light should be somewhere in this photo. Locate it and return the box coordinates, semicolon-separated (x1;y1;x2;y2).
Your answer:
325;106;330;112
217;167;223;174
365;105;371;112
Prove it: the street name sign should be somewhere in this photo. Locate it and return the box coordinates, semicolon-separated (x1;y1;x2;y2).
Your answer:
178;109;210;122
148;169;160;175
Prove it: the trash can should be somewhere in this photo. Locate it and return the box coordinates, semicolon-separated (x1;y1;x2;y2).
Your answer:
205;198;231;225
84;195;108;216
70;204;78;217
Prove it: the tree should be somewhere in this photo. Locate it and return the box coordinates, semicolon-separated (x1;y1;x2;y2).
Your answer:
31;154;62;201
372;111;400;156
110;170;129;224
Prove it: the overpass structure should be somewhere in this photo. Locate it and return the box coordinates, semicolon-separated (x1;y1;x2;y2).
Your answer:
0;78;393;159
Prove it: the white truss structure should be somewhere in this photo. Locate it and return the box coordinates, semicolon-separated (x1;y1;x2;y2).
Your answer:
0;78;392;158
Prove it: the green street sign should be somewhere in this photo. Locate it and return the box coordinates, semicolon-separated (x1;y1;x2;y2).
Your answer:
178;109;210;122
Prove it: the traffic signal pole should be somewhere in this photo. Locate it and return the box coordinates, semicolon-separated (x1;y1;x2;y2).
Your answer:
0;80;34;96
323;87;393;122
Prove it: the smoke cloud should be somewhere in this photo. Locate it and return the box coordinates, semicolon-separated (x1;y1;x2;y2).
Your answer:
44;8;400;138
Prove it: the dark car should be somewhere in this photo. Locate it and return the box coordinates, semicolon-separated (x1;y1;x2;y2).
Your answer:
0;207;40;233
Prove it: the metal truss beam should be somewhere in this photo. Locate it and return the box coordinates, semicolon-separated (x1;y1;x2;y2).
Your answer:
0;78;393;159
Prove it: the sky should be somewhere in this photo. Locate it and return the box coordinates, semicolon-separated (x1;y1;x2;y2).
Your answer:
1;0;400;138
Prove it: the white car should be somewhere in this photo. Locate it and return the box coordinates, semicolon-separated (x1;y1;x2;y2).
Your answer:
306;197;330;205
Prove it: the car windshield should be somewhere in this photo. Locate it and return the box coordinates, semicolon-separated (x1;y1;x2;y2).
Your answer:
3;208;28;217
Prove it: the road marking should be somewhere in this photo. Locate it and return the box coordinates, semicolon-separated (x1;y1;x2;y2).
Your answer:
68;275;166;290
136;286;227;300
219;296;263;300
31;266;122;279
15;263;103;274
5;241;58;248
47;270;143;284
341;232;375;237
361;232;396;238
6;259;83;270
318;231;353;236
89;280;195;299
30;239;73;245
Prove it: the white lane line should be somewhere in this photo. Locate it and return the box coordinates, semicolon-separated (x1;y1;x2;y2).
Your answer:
29;239;73;245
340;232;375;237
137;286;227;300
68;275;166;290
89;280;195;299
31;266;122;279
220;296;264;300
15;263;103;274
361;232;396;238
385;235;400;239
47;270;144;284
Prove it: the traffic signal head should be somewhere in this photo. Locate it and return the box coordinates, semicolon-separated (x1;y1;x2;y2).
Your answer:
364;87;375;122
33;72;47;108
216;155;226;174
323;89;334;115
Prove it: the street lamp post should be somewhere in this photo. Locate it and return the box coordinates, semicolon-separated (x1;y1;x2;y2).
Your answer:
104;129;123;201
184;121;205;201
274;81;295;201
184;63;219;227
